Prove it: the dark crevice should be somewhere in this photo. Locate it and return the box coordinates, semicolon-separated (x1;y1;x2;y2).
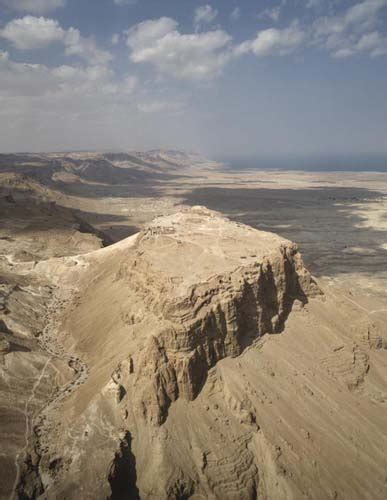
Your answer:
108;432;139;500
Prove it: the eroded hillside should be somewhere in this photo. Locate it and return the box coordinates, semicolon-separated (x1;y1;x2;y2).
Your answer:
7;207;387;500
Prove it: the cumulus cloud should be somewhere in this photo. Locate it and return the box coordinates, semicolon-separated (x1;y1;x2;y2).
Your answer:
356;31;387;56
0;16;112;64
0;50;134;98
333;30;387;58
240;0;387;61
235;0;387;61
251;25;305;56
344;0;387;31
127;17;177;48
313;0;387;58
314;0;387;38
64;28;113;65
124;1;387;74
0;0;65;14
194;5;218;27
0;16;64;49
127;17;233;80
236;22;305;57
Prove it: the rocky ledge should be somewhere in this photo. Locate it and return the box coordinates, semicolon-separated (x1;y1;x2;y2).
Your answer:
113;207;321;425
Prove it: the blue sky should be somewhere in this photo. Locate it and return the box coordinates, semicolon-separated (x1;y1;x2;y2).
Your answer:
0;0;386;156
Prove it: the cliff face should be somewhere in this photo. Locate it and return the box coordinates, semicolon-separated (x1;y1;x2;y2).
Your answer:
116;229;320;425
18;207;387;500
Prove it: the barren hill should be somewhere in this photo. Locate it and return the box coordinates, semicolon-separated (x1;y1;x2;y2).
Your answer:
4;207;386;500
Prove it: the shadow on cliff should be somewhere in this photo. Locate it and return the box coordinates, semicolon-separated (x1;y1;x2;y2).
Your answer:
153;249;316;426
177;186;387;278
108;431;139;500
239;258;312;348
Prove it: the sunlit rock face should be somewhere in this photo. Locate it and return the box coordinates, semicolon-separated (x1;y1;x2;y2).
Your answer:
115;208;320;425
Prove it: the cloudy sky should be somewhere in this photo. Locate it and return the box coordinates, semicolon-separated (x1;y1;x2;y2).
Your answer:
0;0;387;157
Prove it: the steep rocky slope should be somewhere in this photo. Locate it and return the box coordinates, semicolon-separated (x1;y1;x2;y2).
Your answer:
10;207;387;500
0;174;110;500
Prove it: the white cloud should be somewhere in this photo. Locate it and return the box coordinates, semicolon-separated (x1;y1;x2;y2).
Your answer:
314;0;387;38
237;23;305;57
333;47;356;58
0;51;133;98
252;25;305;56
313;0;387;58
258;6;281;23
128;7;387;79
0;16;112;64
356;31;387;56
0;16;64;49
127;17;178;48
64;28;113;65
194;5;218;27
246;0;387;62
127;17;233;80
0;0;66;14
345;0;387;31
230;7;240;21
333;30;387;58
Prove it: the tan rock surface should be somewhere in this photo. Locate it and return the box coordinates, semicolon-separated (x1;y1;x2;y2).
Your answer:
11;207;387;500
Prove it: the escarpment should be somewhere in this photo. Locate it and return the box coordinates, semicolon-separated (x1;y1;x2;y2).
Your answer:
111;208;321;425
19;206;387;500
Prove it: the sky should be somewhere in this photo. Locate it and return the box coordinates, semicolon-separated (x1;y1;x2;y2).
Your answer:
0;0;387;157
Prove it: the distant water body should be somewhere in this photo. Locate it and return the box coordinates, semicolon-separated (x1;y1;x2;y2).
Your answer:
217;154;387;172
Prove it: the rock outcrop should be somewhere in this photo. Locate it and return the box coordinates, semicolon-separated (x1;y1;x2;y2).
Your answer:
15;207;387;500
113;208;320;424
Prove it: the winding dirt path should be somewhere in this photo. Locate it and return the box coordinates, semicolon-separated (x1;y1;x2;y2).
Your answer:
9;282;89;499
9;357;52;500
